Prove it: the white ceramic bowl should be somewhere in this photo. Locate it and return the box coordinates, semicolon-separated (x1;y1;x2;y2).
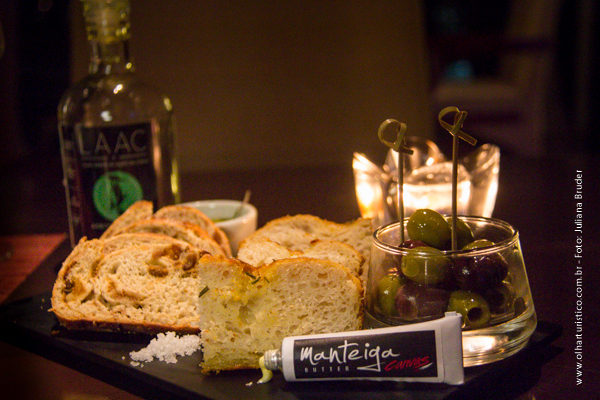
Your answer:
181;199;258;255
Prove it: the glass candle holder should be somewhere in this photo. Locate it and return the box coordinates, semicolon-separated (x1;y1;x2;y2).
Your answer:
365;217;537;367
353;140;500;228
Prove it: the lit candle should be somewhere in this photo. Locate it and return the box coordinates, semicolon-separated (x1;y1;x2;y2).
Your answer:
403;177;471;217
402;161;471;217
355;181;380;218
352;153;388;224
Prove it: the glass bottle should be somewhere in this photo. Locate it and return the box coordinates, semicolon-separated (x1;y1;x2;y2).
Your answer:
58;0;180;246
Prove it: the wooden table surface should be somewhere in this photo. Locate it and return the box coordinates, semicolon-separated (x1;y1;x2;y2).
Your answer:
0;149;598;399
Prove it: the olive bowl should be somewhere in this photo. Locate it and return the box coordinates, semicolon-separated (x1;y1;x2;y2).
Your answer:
365;216;537;367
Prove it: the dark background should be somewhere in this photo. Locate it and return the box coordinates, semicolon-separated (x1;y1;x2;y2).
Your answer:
1;0;599;235
0;2;599;399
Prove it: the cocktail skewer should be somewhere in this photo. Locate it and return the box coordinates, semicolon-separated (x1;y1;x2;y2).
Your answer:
438;107;477;250
378;119;414;244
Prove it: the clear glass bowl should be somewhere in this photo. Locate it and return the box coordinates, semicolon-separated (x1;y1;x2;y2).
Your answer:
365;217;537;367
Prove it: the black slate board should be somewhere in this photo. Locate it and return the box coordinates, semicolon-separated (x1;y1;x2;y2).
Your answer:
0;291;561;400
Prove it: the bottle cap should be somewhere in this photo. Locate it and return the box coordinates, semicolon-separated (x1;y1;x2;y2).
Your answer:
81;0;131;41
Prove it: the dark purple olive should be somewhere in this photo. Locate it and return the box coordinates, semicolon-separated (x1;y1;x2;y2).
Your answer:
452;252;509;293
399;239;429;249
395;282;450;321
483;281;515;315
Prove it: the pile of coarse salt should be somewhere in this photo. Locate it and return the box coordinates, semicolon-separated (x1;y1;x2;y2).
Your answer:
129;331;201;366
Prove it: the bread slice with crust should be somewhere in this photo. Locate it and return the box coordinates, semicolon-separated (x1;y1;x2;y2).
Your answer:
99;202;232;256
237;236;364;279
236;236;301;267
197;254;364;373
51;234;364;348
246;214;372;283
154;205;231;256
51;237;204;334
101;232;192;254
99;200;154;239
107;218;226;256
52;212;368;371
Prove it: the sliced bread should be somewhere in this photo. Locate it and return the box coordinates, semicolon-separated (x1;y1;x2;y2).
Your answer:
236;236;301;267
237;236;364;279
51;237;204;334
154;205;231;256
197;254;364;373
107;218;226;256
247;214;372;282
99;200;154;239
52;236;364;345
101;232;192;254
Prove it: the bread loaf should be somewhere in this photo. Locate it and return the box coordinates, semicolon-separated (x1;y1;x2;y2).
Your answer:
51;236;204;334
104;218;226;256
245;214;372;283
237;236;364;279
101;232;192;254
197;254;364;373
52;210;368;373
100;202;231;256
51;235;364;352
154;205;231;256
99;200;154;239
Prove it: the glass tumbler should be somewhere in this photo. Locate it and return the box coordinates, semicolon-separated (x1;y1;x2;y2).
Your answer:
365;217;537;367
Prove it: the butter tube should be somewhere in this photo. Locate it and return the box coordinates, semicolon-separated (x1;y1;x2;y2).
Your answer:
261;312;464;385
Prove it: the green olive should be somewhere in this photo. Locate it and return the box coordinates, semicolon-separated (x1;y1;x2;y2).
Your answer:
377;273;405;317
401;246;451;285
407;209;451;249
446;217;474;249
447;290;491;330
462;239;495;251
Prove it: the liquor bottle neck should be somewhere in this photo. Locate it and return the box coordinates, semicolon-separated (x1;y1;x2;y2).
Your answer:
89;38;134;75
82;0;133;76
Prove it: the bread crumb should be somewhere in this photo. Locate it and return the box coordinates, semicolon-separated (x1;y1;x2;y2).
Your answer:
130;331;200;365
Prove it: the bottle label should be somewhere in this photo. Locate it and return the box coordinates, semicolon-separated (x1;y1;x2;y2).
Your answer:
60;122;157;243
291;329;438;379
